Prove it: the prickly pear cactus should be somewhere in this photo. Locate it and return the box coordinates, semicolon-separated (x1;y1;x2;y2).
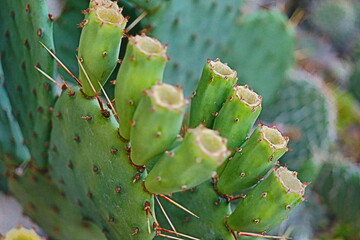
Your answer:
0;0;56;168
314;160;360;239
0;62;106;240
7;165;107;240
309;0;359;49
0;0;309;240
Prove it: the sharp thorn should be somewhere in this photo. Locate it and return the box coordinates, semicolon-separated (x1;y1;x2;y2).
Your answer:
159;194;199;218
155;195;177;234
125;11;148;33
39;41;82;86
156;227;200;240
238;232;291;239
98;80;118;120
34;66;63;89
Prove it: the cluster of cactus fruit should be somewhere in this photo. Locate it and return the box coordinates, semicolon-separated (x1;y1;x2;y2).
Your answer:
0;0;308;239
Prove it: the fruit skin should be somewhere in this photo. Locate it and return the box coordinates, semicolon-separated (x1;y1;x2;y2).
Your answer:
217;125;288;195
213;85;262;151
189;59;238;128
145;126;230;194
227;167;305;233
130;83;186;166
78;0;127;96
115;35;168;140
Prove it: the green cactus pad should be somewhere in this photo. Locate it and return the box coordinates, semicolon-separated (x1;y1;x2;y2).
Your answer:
189;59;237;128
115;35;168;140
0;61;31;166
227;167;306;233
49;88;154;240
8;167;107;240
130;83;186;166
217;125;288;195
314;160;360;236
310;0;357;47
145;125;230;194
213;85;262;151
78;0;127;96
0;0;57;168
155;181;233;240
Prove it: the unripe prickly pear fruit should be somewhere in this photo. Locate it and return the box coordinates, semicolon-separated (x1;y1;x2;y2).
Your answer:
78;0;127;96
227;167;306;233
145;125;230;194
130;83;187;166
115;35;168;140
217;124;288;194
213;85;262;151
189;59;237;128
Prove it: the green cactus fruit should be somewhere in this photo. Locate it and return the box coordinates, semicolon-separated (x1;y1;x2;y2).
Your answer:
8;166;107;240
78;0;127;96
213;85;262;151
145;125;230;194
217;125;288;195
115;35;168;140
130;83;186;166
0;0;56;168
261;70;336;182
49;88;154;240
189;59;238;128
3;227;41;240
227;167;306;233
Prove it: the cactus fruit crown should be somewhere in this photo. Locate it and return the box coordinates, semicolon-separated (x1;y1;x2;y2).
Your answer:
148;84;185;111
276;167;305;195
190;126;230;165
209;59;237;79
130;35;167;57
235;85;262;108
94;4;125;25
261;126;289;150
